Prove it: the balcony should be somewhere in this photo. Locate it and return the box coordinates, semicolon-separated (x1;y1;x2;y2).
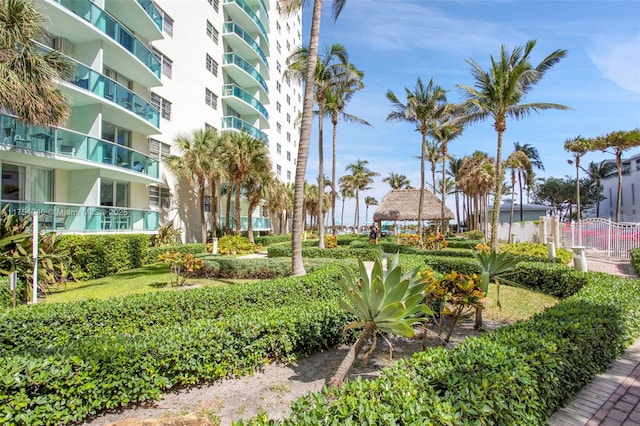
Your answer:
0;201;159;233
105;0;164;41
222;116;268;144
220;215;271;231
222;22;268;70
222;53;268;95
223;0;269;42
1;114;160;181
222;84;269;125
70;61;160;129
245;0;269;21
46;0;161;81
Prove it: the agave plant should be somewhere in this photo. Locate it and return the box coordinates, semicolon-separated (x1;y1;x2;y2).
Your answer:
473;250;520;329
328;250;432;387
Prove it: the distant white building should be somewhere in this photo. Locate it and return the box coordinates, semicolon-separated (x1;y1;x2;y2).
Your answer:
597;152;640;223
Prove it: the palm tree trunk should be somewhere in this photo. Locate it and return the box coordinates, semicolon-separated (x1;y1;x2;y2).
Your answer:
508;172;516;240
575;158;581;221
341;197;346;228
517;171;524;221
198;178;206;243
596;180;601;217
225;183;233;233
331;121;337;235
441;147;447;232
490;131;504;250
317;107;325;249
328;322;376;387
234;180;242;234
210;179;218;239
291;0;323;276
418;133;426;237
616;151;622;222
247;202;256;243
354;190;360;230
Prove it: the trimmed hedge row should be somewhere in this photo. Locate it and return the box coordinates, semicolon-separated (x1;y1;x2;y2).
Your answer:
253;235;291;247
0;265;355;424
267;245;379;261
195;257;339;279
243;272;640;425
632;248;640;275
445;238;483;249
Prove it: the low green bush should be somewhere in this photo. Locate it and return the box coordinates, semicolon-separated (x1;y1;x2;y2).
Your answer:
445;238;483;249
57;234;151;280
253;235;291;247
145;243;207;264
631;248;640;275
216;235;255;255
242;272;640;425
196;257;293;279
268;246;378;261
464;229;485;240
500;242;572;264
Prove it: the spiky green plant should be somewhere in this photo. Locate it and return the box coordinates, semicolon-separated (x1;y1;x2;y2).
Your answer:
474;250;520;329
328;250;432;387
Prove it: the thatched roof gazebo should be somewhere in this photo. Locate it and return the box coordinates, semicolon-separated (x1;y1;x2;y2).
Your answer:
372;189;454;222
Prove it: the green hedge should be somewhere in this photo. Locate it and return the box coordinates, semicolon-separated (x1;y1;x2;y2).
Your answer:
445;238;483;249
632;248;640;275
242;272;640;425
195;257;338;279
267;245;379;261
56;234;152;280
145;243;208;264
254;235;291;247
0;264;356;424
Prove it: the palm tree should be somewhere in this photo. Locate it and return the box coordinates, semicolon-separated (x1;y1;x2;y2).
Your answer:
244;170;274;243
513;142;544;212
564;136;592;221
430;113;463;231
591;129;640;222
263;179;287;235
457;40;569;250
323;63;370;235
0;0;74;126
382;172;411;189
584;161;616;217
345;159;379;230
504;150;532;238
424;140;441;193
166;129;217;242
338;175;355;228
448;157;464;231
458;151;495;234
280;0;348;276
223;131;271;234
364;196;378;223
387;77;448;237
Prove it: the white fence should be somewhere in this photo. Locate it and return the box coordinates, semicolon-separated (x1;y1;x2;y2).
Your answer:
495;217;640;259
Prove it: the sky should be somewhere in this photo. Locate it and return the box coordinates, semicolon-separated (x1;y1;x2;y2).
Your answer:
299;0;640;227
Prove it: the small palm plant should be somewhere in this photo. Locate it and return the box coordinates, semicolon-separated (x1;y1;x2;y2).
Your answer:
474;250;520;329
328;251;432;387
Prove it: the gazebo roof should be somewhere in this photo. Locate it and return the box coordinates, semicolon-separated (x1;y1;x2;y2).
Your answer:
372;189;454;222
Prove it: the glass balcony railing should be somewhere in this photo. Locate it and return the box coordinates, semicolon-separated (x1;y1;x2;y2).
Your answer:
222;22;268;68
222;84;269;120
222;116;268;144
0;201;159;233
223;53;268;93
54;0;161;78
1;114;159;179
72;61;160;127
223;0;268;41
136;0;163;31
220;215;271;231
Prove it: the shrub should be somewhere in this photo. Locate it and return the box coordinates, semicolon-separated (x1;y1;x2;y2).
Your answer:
500;242;572;264
196;257;293;279
158;252;204;286
631;248;640;275
446;238;484;249
145;243;207;264
217;235;255;255
254;235;291;247
268;246;378;261
397;234;422;246
324;235;338;248
465;229;485;240
424;233;448;250
349;240;369;248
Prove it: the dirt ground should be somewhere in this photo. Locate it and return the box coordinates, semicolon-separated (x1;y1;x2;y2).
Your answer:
83;318;505;426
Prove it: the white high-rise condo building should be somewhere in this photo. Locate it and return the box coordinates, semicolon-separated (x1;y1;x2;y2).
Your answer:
0;0;302;240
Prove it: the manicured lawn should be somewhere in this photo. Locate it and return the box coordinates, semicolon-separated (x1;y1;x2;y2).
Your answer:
483;282;559;322
46;263;256;303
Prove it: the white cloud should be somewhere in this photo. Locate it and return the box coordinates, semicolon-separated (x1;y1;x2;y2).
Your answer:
589;36;640;95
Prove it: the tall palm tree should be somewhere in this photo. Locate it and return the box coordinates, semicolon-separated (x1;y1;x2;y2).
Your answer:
448;157;464;231
223;131;271;234
458;151;495;234
323;63;370;235
424;140;441;193
280;0;348;276
430;113;463;231
287;44;351;248
458;40;569;250
504;150;532;237
591;129;640;222
0;0;74;126
564;136;592;221
513;142;544;219
345;159;378;230
584;161;616;217
338;175;355;228
263;178;287;235
364;196;378;223
166;129;217;242
387;77;448;237
244;171;274;243
382;172;411;189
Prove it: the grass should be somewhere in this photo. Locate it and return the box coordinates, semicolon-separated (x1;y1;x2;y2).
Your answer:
483;282;559;322
46;263;257;303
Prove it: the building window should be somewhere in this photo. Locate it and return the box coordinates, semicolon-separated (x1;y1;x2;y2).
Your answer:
286;41;290;51
153;49;172;78
287;151;291;161
207;0;219;12
276;82;281;93
206;54;218;76
276;61;281;73
276;164;282;176
151;92;172;120
286;132;291;142
205;89;218;109
149;185;170;209
286;113;291;123
162;13;174;37
276;123;281;133
149;139;170;161
1;163;53;202
286;95;291;105
276;22;281;32
100;179;129;208
276;102;281;113
287;170;291;180
276;143;281;154
276;42;281;53
206;21;218;43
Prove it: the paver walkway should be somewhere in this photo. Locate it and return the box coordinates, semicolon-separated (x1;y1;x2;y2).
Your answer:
548;257;639;426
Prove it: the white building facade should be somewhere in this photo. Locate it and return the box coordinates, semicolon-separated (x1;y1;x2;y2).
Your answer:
0;0;302;240
597;153;640;223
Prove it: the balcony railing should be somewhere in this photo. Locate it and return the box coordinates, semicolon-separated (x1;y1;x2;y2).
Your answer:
54;0;161;77
0;201;159;233
222;84;268;120
222;116;268;144
136;0;163;31
222;22;268;68
220;215;271;231
1;114;159;179
223;0;268;41
222;53;268;93
72;61;160;127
